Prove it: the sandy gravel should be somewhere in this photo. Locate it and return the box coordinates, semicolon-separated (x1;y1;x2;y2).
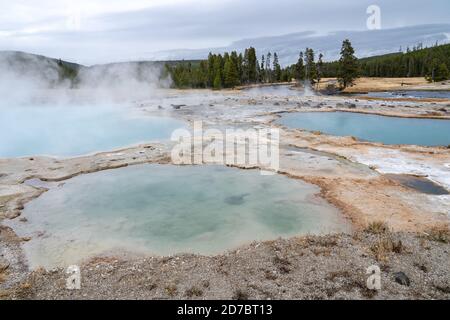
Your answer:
2;229;449;300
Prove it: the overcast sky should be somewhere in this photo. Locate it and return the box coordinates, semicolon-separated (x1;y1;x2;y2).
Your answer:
1;0;449;65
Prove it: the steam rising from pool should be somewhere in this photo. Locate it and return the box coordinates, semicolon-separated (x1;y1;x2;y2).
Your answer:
0;51;172;107
0;52;186;158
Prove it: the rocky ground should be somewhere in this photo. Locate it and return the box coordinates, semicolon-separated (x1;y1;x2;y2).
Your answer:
2;226;449;300
1;86;449;300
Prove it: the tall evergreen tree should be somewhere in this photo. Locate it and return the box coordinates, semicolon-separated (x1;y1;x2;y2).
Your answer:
407;57;414;77
213;54;223;89
273;52;282;82
316;53;324;86
223;52;230;66
230;51;240;86
304;48;316;84
242;49;250;84
295;52;304;82
213;73;222;90
237;53;243;83
260;55;266;82
437;63;449;82
247;47;258;83
207;53;215;87
266;52;272;82
224;55;239;88
337;39;359;89
198;60;208;88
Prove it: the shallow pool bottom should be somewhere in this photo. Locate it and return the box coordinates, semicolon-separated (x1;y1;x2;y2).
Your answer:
10;164;349;269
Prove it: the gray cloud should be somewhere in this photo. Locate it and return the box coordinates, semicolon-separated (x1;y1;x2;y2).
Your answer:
149;24;450;66
1;0;449;64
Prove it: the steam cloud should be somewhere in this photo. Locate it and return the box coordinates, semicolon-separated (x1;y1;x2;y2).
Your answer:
0;51;172;107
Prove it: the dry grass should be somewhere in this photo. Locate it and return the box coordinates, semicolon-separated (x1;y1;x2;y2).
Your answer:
367;222;403;262
424;225;450;243
318;77;434;93
365;221;389;235
370;235;403;262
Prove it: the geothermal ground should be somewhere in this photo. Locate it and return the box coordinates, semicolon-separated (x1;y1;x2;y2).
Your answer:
1;86;449;299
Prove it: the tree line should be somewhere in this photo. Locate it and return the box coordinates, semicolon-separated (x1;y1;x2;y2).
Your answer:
321;43;450;82
167;40;450;91
166;47;294;89
166;40;359;90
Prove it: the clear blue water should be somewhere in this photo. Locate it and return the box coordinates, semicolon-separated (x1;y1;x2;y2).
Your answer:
365;91;450;99
277;112;450;146
0;105;185;158
9;164;348;268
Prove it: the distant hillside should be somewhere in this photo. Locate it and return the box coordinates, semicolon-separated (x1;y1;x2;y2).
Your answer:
0;52;200;88
359;44;450;79
0;51;83;71
0;50;208;89
0;51;84;87
321;43;450;80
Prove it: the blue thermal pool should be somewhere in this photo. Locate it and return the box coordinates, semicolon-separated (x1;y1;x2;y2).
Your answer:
8;164;349;268
0;105;184;158
277;111;450;146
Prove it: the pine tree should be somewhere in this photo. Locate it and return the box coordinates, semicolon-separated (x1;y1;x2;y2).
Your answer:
213;73;222;90
433;63;449;82
316;53;324;85
247;47;258;83
230;51;240;86
256;57;261;83
242;49;250;84
197;60;208;88
224;56;239;88
304;48;316;84
237;53;243;83
407;57;414;77
273;53;281;82
295;52;304;82
266;52;272;82
212;55;223;89
207;53;215;87
223;52;230;68
260;55;266;82
337;39;359;89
